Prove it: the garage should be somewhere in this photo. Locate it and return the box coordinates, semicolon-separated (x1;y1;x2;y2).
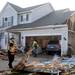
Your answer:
20;25;68;56
25;35;61;56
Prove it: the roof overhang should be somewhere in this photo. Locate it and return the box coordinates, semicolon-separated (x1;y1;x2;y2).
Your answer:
0;26;11;32
6;24;67;33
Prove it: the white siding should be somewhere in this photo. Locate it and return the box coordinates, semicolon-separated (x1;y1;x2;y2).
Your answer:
0;3;17;27
21;25;68;56
0;32;8;50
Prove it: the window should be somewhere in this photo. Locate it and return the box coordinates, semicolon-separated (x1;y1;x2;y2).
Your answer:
26;14;29;21
5;17;7;21
21;15;23;22
0;33;4;39
20;13;29;22
2;16;13;27
2;18;4;25
11;16;13;25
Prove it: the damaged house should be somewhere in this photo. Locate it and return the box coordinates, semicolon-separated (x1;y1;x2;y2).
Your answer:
0;2;74;56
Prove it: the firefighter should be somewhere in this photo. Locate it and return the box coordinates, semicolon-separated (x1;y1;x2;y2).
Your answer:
8;38;17;68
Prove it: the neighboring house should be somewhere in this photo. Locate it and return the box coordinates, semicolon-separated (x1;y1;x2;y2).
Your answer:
67;13;75;53
0;2;74;56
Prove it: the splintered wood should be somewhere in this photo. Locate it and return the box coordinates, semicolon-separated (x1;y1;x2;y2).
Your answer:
14;48;33;70
0;51;7;60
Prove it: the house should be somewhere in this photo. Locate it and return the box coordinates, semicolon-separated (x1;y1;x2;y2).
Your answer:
67;13;75;54
0;2;74;56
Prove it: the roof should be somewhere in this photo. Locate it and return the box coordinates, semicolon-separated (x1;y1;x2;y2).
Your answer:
9;2;51;12
8;2;23;12
6;9;74;31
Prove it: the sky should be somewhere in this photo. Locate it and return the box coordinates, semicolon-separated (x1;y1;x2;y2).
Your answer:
0;0;75;12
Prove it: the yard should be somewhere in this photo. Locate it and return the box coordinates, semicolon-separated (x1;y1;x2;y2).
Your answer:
0;51;75;75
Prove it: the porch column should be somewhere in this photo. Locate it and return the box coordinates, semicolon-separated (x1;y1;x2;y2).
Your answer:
21;36;26;47
61;34;68;56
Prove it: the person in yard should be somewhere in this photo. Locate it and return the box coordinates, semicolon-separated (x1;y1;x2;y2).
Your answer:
8;38;17;69
31;40;39;57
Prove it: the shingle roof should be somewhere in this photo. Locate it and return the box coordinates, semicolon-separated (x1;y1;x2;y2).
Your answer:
6;9;74;31
8;2;23;12
9;2;50;12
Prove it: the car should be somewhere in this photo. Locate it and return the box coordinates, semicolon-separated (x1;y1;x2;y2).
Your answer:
46;40;61;55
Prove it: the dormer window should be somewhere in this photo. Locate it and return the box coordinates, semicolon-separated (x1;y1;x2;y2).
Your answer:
21;15;23;22
26;14;29;21
20;13;29;23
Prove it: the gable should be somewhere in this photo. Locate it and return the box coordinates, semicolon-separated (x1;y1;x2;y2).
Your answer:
0;3;17;17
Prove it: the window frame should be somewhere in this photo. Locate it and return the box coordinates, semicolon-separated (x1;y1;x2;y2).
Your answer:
26;14;29;21
5;17;8;21
21;15;23;22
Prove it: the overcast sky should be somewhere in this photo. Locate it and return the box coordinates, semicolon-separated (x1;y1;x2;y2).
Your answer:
0;0;75;12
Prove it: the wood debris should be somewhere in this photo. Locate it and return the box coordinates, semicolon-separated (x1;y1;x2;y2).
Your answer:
0;51;8;60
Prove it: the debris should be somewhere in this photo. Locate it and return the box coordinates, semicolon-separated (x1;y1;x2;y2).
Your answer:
14;48;33;71
0;51;8;60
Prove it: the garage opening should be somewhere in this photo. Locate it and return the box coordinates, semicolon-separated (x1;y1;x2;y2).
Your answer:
25;35;61;56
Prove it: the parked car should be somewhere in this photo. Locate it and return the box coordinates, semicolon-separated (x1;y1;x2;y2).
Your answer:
46;40;61;56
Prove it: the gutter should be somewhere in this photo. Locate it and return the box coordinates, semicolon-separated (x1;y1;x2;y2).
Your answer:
6;24;67;32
